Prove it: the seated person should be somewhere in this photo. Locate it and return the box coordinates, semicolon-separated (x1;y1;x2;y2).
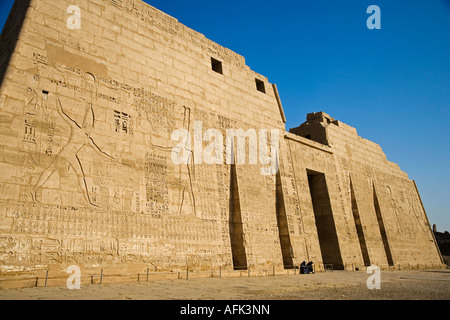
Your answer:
306;261;314;274
300;261;309;274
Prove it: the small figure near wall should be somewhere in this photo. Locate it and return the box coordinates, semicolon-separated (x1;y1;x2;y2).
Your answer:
307;261;315;274
300;260;314;274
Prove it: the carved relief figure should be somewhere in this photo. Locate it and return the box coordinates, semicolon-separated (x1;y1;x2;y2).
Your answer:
387;185;402;235
31;96;115;206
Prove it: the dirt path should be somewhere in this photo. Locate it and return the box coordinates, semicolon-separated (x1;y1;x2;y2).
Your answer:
0;270;448;300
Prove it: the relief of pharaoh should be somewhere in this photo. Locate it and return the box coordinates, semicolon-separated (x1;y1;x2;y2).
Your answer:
31;73;116;207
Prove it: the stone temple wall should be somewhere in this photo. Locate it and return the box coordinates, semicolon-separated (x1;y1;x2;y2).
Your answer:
0;0;444;277
288;112;443;269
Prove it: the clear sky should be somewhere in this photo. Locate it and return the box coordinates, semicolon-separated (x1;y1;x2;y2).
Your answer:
1;0;449;232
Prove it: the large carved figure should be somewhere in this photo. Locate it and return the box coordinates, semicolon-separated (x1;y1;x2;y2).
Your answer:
31;96;115;206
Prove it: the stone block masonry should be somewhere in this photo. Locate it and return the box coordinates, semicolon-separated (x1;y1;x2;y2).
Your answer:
0;0;444;281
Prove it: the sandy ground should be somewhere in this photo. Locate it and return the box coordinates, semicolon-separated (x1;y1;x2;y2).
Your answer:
0;270;448;300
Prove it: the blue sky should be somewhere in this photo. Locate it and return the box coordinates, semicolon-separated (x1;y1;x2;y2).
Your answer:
1;0;449;232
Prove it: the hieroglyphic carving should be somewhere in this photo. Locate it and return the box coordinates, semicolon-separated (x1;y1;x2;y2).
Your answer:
0;0;443;275
32;52;49;65
1;198;227;269
143;150;168;216
386;184;403;236
284;139;304;236
23;89;39;145
43;108;56;157
114;110;133;135
23;113;37;144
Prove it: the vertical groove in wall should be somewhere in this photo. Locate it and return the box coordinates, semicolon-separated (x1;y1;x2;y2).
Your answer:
349;176;371;266
373;184;395;266
229;162;247;270
307;170;344;270
275;169;294;269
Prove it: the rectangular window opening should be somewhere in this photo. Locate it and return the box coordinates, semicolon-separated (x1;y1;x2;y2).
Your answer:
256;78;266;93
211;57;223;75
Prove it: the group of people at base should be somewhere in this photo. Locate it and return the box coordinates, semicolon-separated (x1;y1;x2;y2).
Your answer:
299;261;314;274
